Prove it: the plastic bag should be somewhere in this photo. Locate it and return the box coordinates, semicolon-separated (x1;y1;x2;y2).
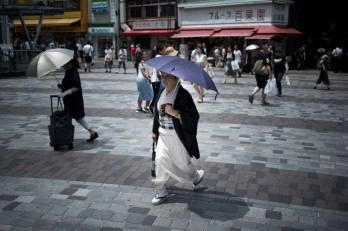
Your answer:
231;60;240;71
285;75;290;85
264;78;277;96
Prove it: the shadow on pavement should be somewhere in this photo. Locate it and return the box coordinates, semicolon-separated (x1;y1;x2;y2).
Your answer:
165;186;249;221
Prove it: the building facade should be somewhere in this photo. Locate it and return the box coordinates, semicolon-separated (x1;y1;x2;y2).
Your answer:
11;0;87;49
120;0;177;55
120;0;302;58
87;0;118;58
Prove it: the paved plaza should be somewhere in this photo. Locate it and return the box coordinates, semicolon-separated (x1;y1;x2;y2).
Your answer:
0;59;347;231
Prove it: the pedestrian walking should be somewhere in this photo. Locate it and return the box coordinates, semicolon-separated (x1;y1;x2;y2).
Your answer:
104;44;113;73
242;50;253;74
130;44;136;64
57;58;99;142
233;45;243;77
331;45;343;73
273;47;289;97
149;42;166;114
248;44;272;106
151;71;204;205
116;46;126;74
82;40;94;72
76;40;84;63
222;46;237;84
295;44;306;70
314;52;332;90
191;43;207;103
214;47;221;67
134;51;153;113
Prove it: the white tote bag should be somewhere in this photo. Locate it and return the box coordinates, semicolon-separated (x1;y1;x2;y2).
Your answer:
231;60;240;71
285;75;290;85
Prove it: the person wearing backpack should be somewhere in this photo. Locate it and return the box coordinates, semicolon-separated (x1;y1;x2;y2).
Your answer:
248;44;272;106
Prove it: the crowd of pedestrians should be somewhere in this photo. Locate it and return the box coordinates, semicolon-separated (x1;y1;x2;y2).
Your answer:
48;38;345;206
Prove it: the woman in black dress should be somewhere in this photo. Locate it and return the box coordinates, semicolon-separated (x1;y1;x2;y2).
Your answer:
58;58;99;142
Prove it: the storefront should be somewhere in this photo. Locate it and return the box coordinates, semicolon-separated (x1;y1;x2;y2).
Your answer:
88;25;115;58
121;19;175;53
173;0;302;57
10;0;87;49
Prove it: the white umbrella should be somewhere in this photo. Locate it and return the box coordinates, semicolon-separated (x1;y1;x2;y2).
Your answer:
245;44;260;50
26;48;74;81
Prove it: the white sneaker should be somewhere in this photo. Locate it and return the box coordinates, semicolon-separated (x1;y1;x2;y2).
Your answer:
193;170;204;189
152;186;168;205
152;193;168;205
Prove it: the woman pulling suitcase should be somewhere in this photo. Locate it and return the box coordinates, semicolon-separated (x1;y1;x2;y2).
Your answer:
58;58;99;143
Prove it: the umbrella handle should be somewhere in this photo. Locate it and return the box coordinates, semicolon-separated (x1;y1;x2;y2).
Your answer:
214;93;219;100
54;73;60;84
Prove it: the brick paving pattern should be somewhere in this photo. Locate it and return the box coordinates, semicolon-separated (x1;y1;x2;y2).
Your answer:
0;59;347;230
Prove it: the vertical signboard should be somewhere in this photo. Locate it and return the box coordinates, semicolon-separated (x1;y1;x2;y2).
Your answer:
92;0;108;13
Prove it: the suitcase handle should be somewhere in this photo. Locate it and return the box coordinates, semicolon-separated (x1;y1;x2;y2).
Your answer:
50;95;64;115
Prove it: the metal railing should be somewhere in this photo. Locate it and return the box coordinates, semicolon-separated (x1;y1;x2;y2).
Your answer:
0;49;42;77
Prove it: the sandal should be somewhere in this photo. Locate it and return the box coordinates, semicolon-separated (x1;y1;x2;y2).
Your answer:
87;132;99;142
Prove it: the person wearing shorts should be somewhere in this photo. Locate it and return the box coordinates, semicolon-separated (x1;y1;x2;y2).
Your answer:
248;44;272;106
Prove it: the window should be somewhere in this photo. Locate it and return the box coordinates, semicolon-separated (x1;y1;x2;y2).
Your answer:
160;4;175;17
145;5;158;17
130;6;142;18
128;0;176;19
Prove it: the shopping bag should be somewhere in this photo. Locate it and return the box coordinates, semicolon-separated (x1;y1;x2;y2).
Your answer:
264;78;277;96
231;60;240;71
285;75;290;85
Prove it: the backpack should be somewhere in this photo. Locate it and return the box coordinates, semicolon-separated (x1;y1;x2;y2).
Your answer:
253;59;268;75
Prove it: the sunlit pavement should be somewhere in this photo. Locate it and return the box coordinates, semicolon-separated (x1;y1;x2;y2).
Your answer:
0;58;347;231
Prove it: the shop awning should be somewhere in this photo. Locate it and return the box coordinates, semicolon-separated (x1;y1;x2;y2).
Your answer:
13;18;81;26
171;28;215;38
212;27;255;37
246;34;275;39
171;24;303;39
122;29;174;36
249;25;303;38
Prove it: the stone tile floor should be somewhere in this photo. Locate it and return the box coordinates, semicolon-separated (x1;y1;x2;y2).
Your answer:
0;59;347;230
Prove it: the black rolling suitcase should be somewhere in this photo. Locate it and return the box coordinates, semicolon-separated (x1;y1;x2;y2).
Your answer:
48;95;74;151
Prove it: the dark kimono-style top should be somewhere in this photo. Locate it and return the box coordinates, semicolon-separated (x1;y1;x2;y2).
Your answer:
61;68;85;119
152;85;201;159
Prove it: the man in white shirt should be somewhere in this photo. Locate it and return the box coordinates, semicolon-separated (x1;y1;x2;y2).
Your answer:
76;40;84;63
332;46;343;73
82;40;94;72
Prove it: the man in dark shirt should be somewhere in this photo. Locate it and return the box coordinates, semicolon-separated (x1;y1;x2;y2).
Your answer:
296;44;306;70
248;44;272;106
